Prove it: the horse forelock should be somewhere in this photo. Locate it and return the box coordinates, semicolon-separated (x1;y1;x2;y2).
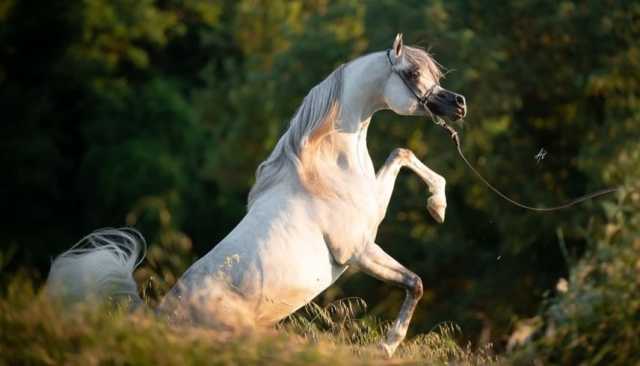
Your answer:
403;46;444;83
248;65;345;207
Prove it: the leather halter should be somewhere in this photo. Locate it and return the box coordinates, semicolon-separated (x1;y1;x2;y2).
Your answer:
386;49;437;109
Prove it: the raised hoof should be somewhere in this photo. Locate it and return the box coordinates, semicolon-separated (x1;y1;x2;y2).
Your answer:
427;194;446;223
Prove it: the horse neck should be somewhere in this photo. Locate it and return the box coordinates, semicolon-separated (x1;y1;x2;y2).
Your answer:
330;52;388;174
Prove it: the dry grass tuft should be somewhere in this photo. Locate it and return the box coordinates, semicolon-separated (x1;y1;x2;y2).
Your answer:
0;276;500;365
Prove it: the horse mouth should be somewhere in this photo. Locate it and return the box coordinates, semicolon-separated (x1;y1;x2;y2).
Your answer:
451;106;466;121
425;102;466;121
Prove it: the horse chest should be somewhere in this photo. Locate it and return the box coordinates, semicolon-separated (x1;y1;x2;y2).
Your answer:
316;174;380;265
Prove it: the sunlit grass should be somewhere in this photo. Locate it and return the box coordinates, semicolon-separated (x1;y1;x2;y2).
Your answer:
0;276;500;365
280;297;499;365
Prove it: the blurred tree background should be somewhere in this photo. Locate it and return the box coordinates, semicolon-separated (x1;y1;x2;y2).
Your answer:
1;0;638;362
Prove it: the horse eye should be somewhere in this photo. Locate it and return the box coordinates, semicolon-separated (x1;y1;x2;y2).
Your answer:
407;70;420;80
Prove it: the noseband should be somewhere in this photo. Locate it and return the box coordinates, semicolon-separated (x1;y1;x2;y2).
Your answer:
387;49;458;140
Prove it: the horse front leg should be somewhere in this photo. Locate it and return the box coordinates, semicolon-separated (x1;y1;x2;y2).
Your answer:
352;241;423;357
376;148;447;223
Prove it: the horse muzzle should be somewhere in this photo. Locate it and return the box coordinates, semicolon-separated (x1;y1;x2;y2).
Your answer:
426;88;466;121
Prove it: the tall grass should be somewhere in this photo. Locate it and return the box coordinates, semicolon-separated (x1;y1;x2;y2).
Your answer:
510;186;640;366
0;275;499;365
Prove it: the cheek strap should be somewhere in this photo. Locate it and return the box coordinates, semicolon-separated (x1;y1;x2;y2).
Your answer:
386;49;436;107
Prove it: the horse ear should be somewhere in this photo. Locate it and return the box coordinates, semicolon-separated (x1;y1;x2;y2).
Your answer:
392;33;404;58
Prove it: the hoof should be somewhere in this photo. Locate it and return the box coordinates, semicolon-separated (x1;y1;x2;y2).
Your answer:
379;342;396;358
427;194;446;224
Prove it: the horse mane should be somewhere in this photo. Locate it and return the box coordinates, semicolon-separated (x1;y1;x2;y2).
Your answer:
247;64;345;207
246;46;441;208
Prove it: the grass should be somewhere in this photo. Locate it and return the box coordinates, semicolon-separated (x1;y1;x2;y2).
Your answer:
0;275;500;366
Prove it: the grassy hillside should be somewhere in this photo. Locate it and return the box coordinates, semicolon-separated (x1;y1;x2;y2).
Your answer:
0;276;498;366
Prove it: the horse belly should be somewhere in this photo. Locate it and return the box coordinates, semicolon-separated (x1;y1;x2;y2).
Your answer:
160;189;351;327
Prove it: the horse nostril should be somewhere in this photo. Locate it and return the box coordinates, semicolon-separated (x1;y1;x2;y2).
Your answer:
455;95;466;107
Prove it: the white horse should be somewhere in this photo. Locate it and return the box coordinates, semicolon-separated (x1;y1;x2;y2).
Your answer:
47;34;467;356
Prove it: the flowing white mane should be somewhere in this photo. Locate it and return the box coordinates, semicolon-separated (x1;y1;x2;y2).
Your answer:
247;65;345;207
247;46;442;208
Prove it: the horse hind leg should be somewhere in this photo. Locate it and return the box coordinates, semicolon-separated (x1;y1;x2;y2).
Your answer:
352;241;423;357
158;276;258;332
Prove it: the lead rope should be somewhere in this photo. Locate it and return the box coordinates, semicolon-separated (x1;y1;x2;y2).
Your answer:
438;121;619;212
386;48;618;209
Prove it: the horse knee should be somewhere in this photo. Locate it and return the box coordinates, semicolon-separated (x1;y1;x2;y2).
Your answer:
389;148;414;164
409;275;423;299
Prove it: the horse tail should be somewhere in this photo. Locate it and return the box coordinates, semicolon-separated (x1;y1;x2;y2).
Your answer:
46;228;146;308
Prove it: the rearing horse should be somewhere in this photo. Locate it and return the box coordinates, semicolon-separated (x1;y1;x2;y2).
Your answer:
47;34;467;356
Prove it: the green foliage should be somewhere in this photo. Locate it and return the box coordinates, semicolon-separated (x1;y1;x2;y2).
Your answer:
1;1;639;363
512;159;640;365
127;194;196;306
